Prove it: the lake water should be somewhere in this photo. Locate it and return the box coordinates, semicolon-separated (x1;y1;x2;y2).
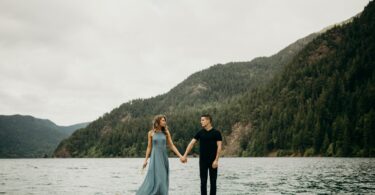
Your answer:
0;158;374;194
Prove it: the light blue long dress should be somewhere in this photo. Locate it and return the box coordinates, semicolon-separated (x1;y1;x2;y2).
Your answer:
136;131;169;195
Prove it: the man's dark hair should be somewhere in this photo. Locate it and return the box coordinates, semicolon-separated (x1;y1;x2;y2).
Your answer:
201;114;212;123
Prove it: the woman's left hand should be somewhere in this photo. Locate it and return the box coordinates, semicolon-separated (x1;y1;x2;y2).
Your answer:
142;160;148;169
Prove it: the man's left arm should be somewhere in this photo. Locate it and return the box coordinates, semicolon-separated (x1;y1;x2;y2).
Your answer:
212;131;222;168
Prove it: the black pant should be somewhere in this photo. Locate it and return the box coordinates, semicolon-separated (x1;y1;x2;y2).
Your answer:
199;160;218;195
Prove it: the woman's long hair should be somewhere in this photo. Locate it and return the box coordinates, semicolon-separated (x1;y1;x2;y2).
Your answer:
152;114;167;135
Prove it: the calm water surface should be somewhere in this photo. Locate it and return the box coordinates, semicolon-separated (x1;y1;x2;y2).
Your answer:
0;158;374;194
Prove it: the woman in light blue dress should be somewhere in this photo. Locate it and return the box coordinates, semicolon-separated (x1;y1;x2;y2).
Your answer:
136;114;186;195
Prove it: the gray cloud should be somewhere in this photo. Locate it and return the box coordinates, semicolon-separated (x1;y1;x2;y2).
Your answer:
0;0;370;125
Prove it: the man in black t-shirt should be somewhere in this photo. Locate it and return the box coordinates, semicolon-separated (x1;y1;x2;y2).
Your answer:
182;114;222;195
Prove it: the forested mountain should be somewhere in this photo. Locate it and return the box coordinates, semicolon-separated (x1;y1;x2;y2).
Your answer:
54;1;374;158
0;114;89;158
52;32;319;157
59;122;90;136
236;1;375;157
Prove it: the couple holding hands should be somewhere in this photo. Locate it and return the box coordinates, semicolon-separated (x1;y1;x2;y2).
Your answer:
136;114;222;195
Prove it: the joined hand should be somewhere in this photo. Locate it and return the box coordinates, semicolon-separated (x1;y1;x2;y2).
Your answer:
180;156;187;163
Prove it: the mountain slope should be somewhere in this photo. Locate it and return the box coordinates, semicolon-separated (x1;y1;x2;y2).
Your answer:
53;32;318;158
58;122;91;136
0;114;89;158
237;1;375;157
54;2;374;158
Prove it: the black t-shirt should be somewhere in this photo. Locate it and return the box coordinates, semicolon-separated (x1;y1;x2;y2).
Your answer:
194;128;222;162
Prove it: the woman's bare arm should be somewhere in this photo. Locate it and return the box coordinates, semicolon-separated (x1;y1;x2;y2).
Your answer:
165;130;183;158
143;131;153;168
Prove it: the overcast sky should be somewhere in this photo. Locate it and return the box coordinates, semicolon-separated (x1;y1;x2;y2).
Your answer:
0;0;371;125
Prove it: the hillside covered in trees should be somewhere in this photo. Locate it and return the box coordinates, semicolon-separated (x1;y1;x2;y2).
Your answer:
0;114;89;158
54;1;374;158
236;1;375;157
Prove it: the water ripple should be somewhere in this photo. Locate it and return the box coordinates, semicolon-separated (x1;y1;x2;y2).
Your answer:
0;158;374;194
